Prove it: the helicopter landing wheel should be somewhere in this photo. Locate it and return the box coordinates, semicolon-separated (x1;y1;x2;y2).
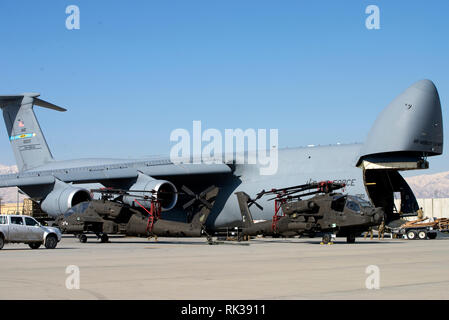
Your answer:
79;234;87;243
100;233;109;243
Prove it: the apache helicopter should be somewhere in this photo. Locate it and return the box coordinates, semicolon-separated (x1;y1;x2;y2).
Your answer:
234;181;384;243
55;185;219;243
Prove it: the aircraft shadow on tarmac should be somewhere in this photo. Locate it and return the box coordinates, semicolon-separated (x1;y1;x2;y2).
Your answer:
62;233;449;246
301;240;405;245
250;238;406;245
65;235;208;245
107;240;208;245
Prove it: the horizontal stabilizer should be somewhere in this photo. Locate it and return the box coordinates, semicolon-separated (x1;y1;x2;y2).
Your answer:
34;98;67;112
0;93;66;112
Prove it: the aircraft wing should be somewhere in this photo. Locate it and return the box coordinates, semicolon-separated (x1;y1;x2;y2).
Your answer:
0;160;233;187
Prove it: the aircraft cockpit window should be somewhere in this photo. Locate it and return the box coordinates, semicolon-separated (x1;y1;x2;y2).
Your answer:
346;201;361;213
64;208;75;217
349;196;372;208
64;202;89;217
76;202;90;213
331;196;346;212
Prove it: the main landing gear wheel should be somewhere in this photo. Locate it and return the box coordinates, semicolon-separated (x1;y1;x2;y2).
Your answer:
346;234;356;243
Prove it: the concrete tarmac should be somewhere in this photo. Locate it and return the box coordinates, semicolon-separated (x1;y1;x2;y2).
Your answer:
1;234;449;300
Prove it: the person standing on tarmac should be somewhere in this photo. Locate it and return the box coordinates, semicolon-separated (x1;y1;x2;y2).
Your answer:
364;227;374;240
378;220;386;240
417;207;424;219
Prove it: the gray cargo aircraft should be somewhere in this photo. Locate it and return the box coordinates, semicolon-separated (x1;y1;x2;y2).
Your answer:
0;79;443;227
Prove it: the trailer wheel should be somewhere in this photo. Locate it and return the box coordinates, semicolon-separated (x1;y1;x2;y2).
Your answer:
417;231;427;240
406;230;418;240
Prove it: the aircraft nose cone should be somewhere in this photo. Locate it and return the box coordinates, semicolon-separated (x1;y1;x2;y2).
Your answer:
359;79;443;158
410;79;438;95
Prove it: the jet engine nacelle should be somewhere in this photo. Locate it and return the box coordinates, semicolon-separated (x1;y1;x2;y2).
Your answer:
122;173;178;211
41;180;92;217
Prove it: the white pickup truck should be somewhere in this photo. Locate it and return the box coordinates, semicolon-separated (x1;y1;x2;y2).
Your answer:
0;215;62;250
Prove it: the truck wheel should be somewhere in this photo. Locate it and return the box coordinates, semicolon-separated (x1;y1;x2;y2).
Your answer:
29;242;41;249
406;230;418;240
44;235;58;249
0;236;4;250
417;231;427;240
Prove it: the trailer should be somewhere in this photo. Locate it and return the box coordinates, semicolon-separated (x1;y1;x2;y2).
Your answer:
392;218;449;240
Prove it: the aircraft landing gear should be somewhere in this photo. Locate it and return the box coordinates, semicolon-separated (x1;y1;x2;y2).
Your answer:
346;234;356;243
94;233;109;243
79;234;87;243
206;236;213;245
100;233;109;243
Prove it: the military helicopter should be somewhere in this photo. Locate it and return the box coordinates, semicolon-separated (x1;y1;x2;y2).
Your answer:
55;186;219;243
234;181;384;243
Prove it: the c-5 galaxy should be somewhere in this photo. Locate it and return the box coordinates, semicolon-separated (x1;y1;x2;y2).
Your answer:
0;80;443;229
235;181;384;243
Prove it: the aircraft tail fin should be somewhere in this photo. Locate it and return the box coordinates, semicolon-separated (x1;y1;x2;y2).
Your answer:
235;192;254;228
0;93;66;172
190;186;219;228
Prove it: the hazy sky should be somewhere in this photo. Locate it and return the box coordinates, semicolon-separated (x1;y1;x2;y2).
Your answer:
0;0;448;176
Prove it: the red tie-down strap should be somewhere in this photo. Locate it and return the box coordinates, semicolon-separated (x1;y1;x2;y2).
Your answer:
134;200;161;233
272;198;285;232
